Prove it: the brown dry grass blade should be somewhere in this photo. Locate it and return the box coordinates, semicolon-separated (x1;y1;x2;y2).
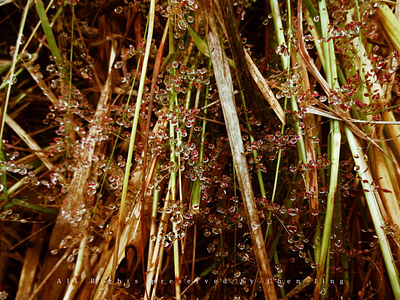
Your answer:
15;224;45;300
198;0;277;298
244;51;286;124
283;276;313;300
5;113;55;171
28;243;77;300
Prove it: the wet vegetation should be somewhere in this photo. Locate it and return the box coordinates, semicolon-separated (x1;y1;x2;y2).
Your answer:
1;0;400;299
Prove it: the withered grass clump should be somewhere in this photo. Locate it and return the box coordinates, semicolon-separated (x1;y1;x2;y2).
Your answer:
1;0;400;299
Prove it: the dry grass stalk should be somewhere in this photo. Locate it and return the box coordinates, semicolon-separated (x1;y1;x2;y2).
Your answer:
198;0;277;298
15;223;44;300
244;51;286;125
5;114;55;171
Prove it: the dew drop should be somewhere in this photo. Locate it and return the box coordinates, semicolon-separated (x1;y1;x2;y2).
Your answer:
319;95;327;102
187;15;194;23
203;228;211;237
114;61;123;69
250;222;259;230
311;209;319;216
207;243;215;253
171;61;179;69
178;19;187;30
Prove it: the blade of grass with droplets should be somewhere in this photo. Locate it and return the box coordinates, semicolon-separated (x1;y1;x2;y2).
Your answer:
269;0;307;190
187;24;210;58
191;61;210;212
0;151;8;199
3;198;59;214
169;88;182;300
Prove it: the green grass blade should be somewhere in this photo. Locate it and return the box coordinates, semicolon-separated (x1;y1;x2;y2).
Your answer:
35;0;62;61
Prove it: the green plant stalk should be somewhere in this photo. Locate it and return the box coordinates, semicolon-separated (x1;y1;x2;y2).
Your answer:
333;188;351;293
190;222;198;300
322;241;330;299
148;164;161;268
191;60;211;211
63;4;75;159
160;20;175;71
270;0;290;71
304;1;326;69
286;0;307;167
345;126;400;299
7;164;45;196
93;46;142;220
146;176;174;299
0;0;32;150
35;0;62;61
92;126;122;219
68;4;75;110
0;68;24;91
5;198;59;214
274;251;285;297
184;57;199;111
114;0;156;294
269;0;307;196
219;233;227;297
269;0;293;222
303;0;322;35
10;92;27;107
267;98;287;240
314;0;341;296
20;0;58;60
342;242;351;297
182;259;221;295
0;2;32;201
0;64;12;76
233;164;238;263
238;80;266;197
0;151;9;199
367;103;400;115
168;89;181;299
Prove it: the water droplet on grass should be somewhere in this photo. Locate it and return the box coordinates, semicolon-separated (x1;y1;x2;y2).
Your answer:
250;222;259;230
